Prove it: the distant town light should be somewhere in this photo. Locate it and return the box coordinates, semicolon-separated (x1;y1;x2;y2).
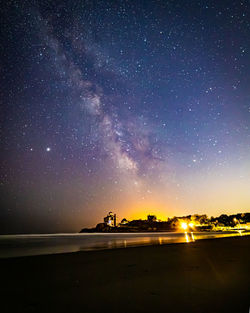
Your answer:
181;222;188;230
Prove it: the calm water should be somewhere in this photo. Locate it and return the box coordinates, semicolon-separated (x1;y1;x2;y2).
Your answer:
0;231;249;258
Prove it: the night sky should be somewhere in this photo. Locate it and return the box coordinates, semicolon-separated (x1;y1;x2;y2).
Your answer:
1;0;250;234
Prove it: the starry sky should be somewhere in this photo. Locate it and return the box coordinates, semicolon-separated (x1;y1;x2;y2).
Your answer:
1;0;250;234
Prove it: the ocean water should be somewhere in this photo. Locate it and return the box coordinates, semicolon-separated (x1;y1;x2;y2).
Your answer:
0;231;249;258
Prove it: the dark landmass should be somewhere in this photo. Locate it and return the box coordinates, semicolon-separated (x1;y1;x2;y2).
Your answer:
80;212;250;233
1;236;249;313
80;222;212;233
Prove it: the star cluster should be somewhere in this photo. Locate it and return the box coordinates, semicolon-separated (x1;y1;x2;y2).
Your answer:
1;0;250;233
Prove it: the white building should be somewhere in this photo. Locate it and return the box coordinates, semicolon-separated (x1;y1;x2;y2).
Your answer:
104;212;117;227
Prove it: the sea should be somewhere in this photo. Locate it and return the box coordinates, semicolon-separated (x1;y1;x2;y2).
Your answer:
0;231;249;258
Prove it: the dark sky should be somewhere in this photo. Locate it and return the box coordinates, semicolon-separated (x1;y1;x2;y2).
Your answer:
1;0;250;234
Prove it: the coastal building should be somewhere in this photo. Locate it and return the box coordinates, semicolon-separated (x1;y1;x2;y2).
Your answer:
104;212;117;227
147;215;157;222
120;218;128;225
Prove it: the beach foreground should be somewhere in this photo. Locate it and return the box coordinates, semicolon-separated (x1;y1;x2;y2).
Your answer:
1;236;249;313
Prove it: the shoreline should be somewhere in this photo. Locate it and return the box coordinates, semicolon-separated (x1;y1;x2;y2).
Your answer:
0;229;245;235
0;231;249;259
1;236;249;313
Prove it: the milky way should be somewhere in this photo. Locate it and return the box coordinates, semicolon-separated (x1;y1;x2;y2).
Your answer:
1;1;250;233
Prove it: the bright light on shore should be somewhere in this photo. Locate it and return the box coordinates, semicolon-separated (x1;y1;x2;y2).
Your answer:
181;222;188;230
189;222;194;228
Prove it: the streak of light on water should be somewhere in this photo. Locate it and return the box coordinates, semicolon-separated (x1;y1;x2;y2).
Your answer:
0;231;249;258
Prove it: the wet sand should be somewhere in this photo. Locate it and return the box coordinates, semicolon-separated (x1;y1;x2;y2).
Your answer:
1;236;249;313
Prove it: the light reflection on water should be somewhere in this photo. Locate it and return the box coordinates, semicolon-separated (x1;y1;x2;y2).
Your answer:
0;231;249;258
184;232;196;243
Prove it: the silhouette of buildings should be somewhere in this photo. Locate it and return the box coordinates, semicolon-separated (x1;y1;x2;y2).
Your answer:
104;212;117;227
147;214;157;222
120;218;128;225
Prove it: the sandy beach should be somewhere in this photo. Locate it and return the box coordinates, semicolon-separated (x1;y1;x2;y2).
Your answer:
1;236;249;313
